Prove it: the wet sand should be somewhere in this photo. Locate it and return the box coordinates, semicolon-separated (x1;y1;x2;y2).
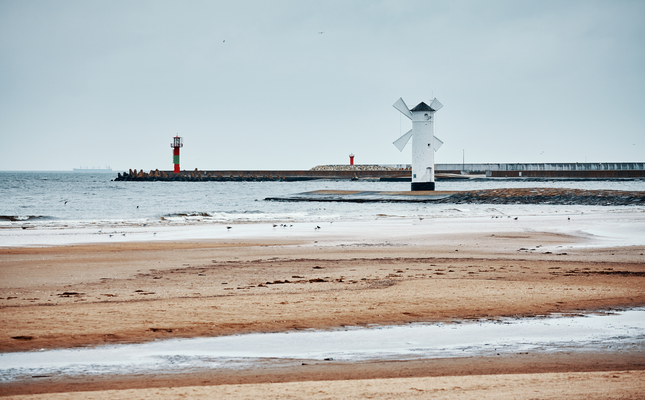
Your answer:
1;217;645;398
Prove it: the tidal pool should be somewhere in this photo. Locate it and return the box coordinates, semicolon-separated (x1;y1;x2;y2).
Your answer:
1;309;644;382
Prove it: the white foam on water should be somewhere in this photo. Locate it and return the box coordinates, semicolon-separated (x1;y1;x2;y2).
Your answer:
1;310;644;381
2;212;645;248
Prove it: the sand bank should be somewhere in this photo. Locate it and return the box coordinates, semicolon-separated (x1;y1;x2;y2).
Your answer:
1;212;644;397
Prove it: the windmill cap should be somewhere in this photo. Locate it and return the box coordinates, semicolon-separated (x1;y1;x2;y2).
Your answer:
410;102;436;112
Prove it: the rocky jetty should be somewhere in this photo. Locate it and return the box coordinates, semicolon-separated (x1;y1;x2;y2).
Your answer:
310;165;407;171
114;169;290;182
437;188;645;206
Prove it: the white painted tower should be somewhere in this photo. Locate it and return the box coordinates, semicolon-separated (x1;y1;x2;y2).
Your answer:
392;98;444;191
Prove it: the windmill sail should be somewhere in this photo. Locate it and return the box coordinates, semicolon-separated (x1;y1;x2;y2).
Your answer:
393;129;413;152
429;98;443;111
393;98;412;119
434;136;443;151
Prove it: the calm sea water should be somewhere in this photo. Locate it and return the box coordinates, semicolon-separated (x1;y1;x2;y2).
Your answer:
1;171;644;228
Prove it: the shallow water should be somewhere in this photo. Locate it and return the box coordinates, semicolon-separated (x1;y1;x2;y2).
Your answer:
1;309;643;382
2;172;644;229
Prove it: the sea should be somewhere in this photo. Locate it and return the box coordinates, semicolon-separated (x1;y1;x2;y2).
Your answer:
1;171;644;231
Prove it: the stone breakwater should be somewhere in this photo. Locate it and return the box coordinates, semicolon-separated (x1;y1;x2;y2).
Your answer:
438;188;645;206
310;165;406;171
115;169;291;182
113;168;410;182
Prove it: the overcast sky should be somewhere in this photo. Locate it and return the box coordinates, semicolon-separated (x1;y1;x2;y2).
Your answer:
1;0;643;172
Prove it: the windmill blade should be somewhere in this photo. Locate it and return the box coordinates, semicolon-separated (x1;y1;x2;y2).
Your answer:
430;98;443;111
393;98;412;119
393;129;413;152
434;136;444;151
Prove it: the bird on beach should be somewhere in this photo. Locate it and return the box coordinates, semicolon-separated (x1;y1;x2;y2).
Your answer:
315;226;321;230
514;217;518;220
226;226;232;230
273;224;278;228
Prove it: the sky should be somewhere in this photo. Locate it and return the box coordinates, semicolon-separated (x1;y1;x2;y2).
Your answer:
1;0;643;172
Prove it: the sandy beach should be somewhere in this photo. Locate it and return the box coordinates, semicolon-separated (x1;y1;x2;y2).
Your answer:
1;213;644;398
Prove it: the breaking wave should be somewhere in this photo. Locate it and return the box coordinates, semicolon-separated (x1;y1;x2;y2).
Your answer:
0;215;54;222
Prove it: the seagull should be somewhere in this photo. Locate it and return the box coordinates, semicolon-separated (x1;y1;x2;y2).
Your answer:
514;217;518;220
64;201;68;205
315;226;321;230
273;224;278;228
122;233;126;236
226;226;232;230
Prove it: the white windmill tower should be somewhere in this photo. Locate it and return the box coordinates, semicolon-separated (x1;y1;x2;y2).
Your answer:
392;97;444;191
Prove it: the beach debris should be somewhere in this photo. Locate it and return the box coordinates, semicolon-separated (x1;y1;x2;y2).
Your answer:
11;336;33;340
57;292;83;297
